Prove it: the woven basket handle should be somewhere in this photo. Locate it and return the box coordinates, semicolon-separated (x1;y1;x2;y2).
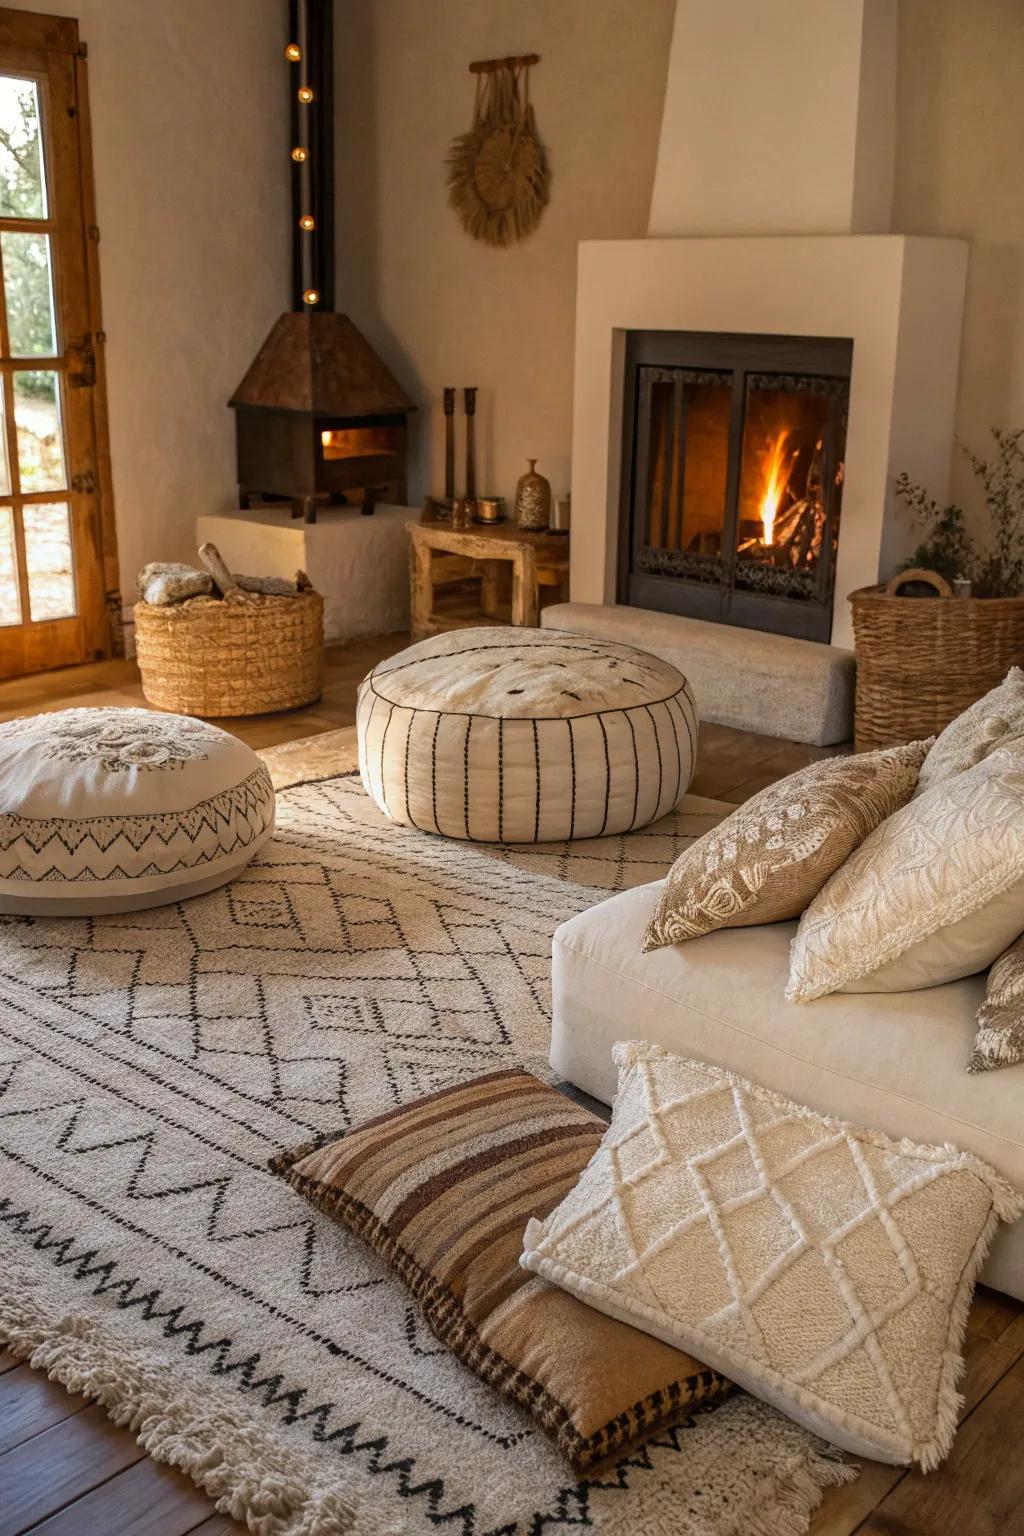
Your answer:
884;568;954;599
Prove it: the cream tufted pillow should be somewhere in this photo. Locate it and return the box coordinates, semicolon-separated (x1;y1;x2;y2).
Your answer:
643;740;929;950
788;746;1024;1001
521;1042;1022;1468
915;667;1024;797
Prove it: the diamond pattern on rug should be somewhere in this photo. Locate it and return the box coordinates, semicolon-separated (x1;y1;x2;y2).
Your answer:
12;778;849;1536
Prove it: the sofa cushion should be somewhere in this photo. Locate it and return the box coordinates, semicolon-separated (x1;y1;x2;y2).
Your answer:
644;740;927;948
788;747;1024;1001
523;1042;1022;1469
916;666;1024;796
971;935;1024;1073
550;882;1024;1299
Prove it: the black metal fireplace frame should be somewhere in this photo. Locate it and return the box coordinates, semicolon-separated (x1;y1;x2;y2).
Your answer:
617;330;853;643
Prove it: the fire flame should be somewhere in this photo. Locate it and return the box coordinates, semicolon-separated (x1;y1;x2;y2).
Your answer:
758;429;797;546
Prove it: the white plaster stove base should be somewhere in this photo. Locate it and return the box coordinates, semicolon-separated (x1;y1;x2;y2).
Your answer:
195;504;413;645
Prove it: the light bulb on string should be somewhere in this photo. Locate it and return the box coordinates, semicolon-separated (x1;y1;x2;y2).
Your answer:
291;147;308;163
284;43;301;61
299;214;315;231
297;86;314;104
303;288;320;306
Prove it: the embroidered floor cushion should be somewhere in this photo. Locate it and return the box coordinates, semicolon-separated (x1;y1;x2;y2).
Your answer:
357;626;697;842
0;707;275;915
521;1042;1023;1469
272;1069;730;1471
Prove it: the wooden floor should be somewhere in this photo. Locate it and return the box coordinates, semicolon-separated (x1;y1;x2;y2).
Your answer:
0;642;1020;1536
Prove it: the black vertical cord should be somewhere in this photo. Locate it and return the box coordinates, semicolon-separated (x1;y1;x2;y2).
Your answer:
287;0;335;312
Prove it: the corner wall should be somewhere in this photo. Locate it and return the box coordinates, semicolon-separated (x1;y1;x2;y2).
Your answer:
5;0;290;620
333;0;676;512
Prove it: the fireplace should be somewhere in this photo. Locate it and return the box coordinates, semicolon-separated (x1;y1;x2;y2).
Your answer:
228;0;414;522
618;331;852;642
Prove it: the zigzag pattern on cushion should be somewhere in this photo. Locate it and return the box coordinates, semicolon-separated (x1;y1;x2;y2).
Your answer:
0;767;274;882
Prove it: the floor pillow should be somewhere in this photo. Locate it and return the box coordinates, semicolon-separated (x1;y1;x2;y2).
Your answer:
643;739;928;949
0;706;275;915
357;626;698;842
272;1068;730;1471
521;1042;1022;1469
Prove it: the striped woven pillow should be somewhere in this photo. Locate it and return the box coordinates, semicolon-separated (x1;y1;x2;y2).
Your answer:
272;1069;730;1471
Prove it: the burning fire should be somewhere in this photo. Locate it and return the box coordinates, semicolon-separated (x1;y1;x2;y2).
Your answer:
758;430;799;546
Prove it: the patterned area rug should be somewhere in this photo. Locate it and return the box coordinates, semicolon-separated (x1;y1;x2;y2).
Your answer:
0;768;853;1535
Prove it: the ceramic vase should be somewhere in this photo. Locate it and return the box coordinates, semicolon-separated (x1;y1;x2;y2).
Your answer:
515;459;551;531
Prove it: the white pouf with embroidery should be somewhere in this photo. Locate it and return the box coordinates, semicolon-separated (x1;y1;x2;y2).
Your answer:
357;627;698;842
0;708;275;915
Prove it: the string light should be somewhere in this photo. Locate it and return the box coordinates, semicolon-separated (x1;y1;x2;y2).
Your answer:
299;214;315;231
291;147;308;162
284;42;301;61
297;86;314;104
302;288;320;305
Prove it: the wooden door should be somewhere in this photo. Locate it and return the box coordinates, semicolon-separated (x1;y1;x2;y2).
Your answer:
0;9;116;679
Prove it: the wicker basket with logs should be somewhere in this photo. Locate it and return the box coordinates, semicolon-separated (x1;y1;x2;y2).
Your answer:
135;543;324;717
849;568;1024;750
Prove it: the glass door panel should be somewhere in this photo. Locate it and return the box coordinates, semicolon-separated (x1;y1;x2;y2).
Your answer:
24;500;74;618
0;503;19;623
0;17;115;680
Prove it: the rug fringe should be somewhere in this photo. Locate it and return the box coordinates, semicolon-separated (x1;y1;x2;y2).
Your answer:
734;1444;856;1536
0;1256;398;1536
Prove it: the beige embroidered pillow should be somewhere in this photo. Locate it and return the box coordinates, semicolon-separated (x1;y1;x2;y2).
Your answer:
915;666;1024;797
970;934;1024;1073
520;1042;1023;1469
643;741;929;950
787;746;1024;1002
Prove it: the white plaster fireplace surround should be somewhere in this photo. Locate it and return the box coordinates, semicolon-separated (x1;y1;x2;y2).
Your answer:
566;0;968;657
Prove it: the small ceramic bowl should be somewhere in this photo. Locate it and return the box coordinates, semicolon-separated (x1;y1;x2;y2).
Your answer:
475;496;506;524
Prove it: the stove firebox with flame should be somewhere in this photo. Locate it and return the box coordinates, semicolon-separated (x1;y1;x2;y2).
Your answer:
623;331;852;643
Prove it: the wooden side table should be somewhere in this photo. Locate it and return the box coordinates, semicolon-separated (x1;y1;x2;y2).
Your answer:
408;521;570;640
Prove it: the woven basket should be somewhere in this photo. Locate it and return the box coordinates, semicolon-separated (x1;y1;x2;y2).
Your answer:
849;569;1024;750
135;591;324;717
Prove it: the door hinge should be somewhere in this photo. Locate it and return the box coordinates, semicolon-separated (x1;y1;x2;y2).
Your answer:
72;470;97;494
68;334;97;388
88;225;100;242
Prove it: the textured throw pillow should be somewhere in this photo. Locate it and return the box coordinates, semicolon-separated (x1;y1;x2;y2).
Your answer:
915;666;1024;797
272;1070;730;1471
521;1042;1023;1469
970;935;1024;1073
643;740;929;950
787;746;1024;1002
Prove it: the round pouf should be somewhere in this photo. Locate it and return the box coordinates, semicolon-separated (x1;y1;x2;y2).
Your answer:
357;627;697;842
0;707;276;915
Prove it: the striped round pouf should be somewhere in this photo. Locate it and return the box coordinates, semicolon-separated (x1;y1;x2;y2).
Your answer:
357;627;697;842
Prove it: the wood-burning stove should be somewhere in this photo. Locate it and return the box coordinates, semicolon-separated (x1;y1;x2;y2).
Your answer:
618;331;852;642
228;0;414;522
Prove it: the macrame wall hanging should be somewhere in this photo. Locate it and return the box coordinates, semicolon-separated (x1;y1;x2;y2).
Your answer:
446;54;551;248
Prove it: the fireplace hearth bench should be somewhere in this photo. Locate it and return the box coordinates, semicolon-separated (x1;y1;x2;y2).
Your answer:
542;602;854;747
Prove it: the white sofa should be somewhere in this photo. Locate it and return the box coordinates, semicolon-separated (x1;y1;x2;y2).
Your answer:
551;881;1024;1301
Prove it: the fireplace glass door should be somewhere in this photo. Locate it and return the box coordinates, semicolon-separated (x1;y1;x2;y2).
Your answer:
621;332;852;642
